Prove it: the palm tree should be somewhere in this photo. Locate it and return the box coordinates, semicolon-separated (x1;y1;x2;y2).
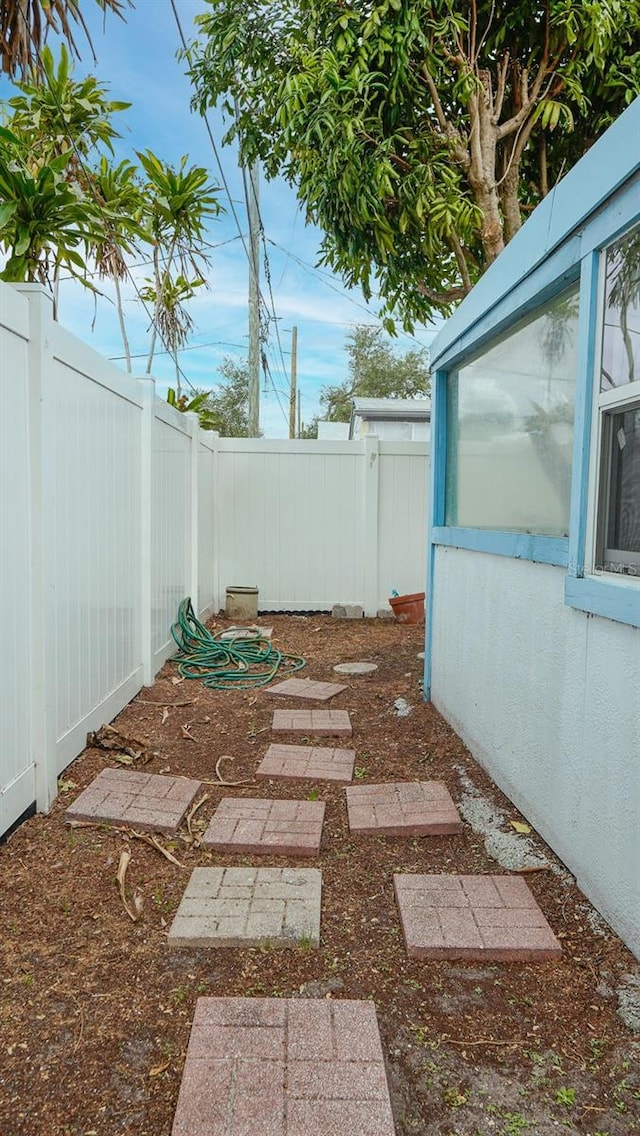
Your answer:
137;150;221;374
140;273;206;397
89;156;144;371
0;0;129;81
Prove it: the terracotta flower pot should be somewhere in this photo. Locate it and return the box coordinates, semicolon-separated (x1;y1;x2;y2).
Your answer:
388;592;425;624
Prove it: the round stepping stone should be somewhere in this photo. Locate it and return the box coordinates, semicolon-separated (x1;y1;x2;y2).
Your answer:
333;661;378;675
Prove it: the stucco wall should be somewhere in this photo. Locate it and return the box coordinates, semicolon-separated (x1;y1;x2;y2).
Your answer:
431;545;640;957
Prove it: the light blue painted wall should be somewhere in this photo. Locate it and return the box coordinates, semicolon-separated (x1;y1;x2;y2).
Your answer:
425;98;640;958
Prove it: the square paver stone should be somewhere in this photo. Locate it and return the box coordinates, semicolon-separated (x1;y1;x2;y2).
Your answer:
202;797;325;857
257;743;355;784
272;709;352;737
65;768;203;835
171;996;396;1136
168;866;322;948
346;781;463;836
266;678;348;701
394;873;562;962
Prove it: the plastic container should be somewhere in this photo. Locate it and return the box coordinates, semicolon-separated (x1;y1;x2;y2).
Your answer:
225;585;259;620
388;592;425;624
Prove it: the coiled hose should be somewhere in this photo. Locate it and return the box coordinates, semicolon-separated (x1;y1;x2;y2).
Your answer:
170;598;306;690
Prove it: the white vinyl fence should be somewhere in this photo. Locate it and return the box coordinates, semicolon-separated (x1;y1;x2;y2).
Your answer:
213;437;429;612
0;285;215;837
0;281;429;838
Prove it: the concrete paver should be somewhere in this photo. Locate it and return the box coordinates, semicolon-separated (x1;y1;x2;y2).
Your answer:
333;662;378;675
394;873;562;961
257;743;355;784
201;797;325;857
272;709;352;737
65;768;202;835
266;678;348;701
346;781;463;836
168;867;322;948
171;997;395;1136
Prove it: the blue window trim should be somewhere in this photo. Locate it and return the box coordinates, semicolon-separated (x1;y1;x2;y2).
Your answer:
565;576;640;628
566;252;600;578
432;528;569;567
424;370;447;701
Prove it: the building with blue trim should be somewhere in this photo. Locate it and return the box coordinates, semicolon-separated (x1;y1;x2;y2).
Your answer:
426;98;640;958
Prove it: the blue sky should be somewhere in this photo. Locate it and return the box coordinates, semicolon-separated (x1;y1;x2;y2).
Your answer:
2;0;439;435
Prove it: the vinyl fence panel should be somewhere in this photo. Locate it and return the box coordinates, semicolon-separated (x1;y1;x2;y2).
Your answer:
0;287;34;833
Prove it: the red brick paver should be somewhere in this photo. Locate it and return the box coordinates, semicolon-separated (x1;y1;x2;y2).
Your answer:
65;768;202;835
394;873;562;961
201;797;325;857
257;743;355;783
346;781;463;836
266;678;348;701
171;997;395;1136
272;709;352;737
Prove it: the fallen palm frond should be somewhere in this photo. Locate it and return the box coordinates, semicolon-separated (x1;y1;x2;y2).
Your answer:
116;849;143;922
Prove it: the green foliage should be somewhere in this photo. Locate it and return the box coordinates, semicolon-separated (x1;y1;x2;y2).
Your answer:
6;44;129;163
166;388;220;431
189;0;640;328
0;47;131;287
205;357;253;437
320;324;430;422
0;126;102;284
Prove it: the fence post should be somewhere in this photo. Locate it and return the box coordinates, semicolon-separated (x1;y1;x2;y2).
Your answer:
19;285;58;812
139;377;155;687
362;434;380;617
186;411;200;614
210;431;221;617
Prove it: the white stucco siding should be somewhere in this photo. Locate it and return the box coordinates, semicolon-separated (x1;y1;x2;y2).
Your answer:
431;545;640;957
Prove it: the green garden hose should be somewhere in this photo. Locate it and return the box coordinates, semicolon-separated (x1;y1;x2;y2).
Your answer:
170;598;306;690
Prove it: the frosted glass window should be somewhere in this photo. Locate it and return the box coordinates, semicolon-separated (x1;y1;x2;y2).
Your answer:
446;288;579;535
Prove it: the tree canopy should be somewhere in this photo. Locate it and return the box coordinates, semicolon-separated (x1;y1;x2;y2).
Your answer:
189;0;640;328
320;324;430;422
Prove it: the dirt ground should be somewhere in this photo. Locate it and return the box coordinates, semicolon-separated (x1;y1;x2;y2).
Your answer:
0;614;639;1136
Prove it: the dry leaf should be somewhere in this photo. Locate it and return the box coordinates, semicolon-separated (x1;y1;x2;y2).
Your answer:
181;724;196;742
509;820;531;834
161;707;169;724
116;849;142;923
171;676;184;686
58;779;77;793
114;753;134;766
148;1060;171;1078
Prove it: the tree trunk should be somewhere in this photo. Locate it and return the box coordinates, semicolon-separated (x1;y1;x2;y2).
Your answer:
499;163;522;243
114;274;132;373
467;72;505;265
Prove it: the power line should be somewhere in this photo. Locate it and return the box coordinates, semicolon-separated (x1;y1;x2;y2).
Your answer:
109;339;248;361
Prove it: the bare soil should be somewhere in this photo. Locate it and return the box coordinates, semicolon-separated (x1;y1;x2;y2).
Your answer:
0;614;638;1136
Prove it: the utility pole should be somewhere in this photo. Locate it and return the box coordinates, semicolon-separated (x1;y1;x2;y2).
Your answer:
289;325;298;439
297;389;301;439
247;163;260;437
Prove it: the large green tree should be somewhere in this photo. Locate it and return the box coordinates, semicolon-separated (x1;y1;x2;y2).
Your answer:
320;324;430;422
189;0;640;328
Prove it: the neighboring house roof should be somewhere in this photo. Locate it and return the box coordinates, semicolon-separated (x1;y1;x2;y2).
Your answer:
351;397;431;420
349;397;431;440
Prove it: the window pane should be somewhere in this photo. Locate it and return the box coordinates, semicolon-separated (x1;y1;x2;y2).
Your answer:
445;289;579;535
604;406;640;567
601;225;640;390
